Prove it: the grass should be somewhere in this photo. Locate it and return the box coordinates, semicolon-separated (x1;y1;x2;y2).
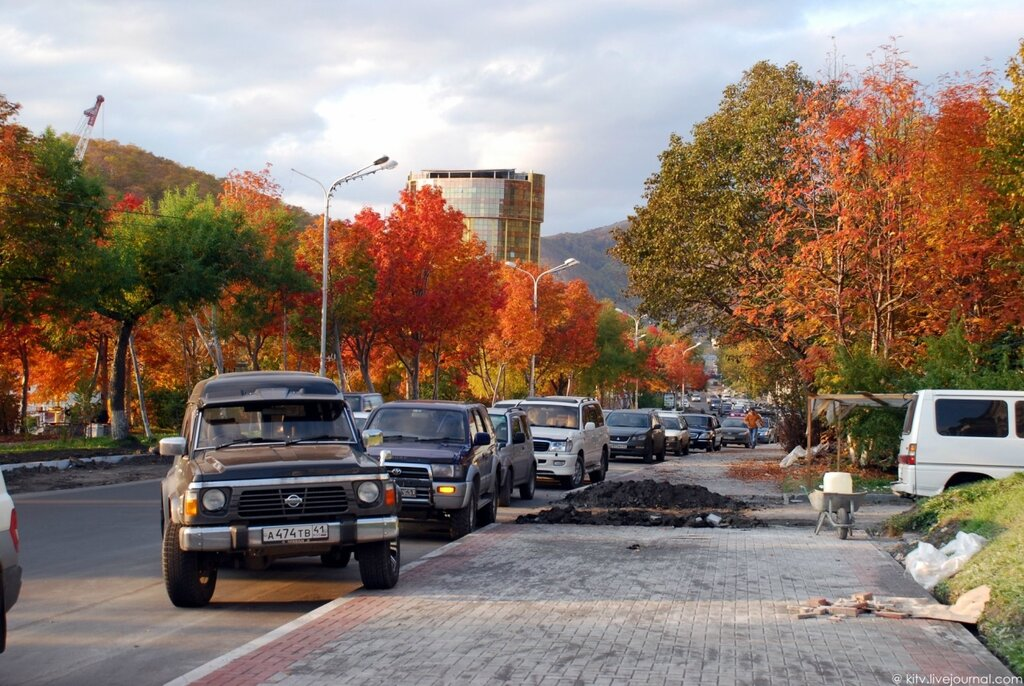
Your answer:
0;433;162;454
726;456;895;494
884;473;1024;676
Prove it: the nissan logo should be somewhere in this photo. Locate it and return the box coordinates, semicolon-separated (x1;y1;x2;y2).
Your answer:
390;468;402;477
284;494;303;508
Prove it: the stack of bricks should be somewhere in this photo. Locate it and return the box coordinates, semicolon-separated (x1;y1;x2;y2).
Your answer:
787;592;912;620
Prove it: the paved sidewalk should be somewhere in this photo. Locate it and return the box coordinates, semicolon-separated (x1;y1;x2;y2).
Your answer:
167;522;1012;685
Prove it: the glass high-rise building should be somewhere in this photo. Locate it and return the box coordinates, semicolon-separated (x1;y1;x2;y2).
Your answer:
407;169;545;263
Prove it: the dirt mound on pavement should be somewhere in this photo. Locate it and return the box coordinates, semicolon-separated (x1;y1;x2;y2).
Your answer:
517;479;764;529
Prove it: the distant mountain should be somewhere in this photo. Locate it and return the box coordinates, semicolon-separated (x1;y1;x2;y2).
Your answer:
540;221;636;310
82;138;223;203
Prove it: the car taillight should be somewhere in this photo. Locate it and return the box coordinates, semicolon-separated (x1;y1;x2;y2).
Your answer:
898;443;917;465
10;507;19;553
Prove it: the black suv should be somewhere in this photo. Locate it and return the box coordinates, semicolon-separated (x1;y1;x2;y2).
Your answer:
362;401;499;540
605;409;667;463
158;372;401;607
681;413;723;451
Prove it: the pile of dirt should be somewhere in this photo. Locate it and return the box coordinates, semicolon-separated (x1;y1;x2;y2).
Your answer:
2;453;170;494
565;480;742;510
517;479;764;529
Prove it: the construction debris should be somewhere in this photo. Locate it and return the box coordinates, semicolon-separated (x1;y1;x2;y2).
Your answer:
786;586;991;624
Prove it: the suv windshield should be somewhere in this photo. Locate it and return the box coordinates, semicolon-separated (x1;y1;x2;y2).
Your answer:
684;415;712;428
366;407;468;443
196;400;354;449
606;412;649;428
521;404;579;429
659;415;681;430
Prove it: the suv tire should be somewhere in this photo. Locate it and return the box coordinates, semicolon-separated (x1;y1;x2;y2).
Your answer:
589;448;608;483
560;456;585;489
519;463;537;500
478;486;497;527
643;440;654;464
163;522;218;608
656;442;666;462
450;483;478;540
358;538;400;589
498;469;513;507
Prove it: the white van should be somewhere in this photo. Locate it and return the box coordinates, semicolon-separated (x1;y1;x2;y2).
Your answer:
893;389;1024;497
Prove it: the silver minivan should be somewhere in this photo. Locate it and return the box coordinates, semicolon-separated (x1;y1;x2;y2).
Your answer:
894;389;1024;497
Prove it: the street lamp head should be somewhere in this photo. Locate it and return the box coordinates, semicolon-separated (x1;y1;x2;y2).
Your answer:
615;307;625;314
373;155;390;166
504;260;517;268
564;258;579;267
382;159;398;170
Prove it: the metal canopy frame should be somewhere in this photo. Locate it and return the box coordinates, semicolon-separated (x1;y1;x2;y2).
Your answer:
805;393;915;470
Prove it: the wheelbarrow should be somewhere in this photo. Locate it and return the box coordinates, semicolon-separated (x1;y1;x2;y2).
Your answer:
809;490;867;540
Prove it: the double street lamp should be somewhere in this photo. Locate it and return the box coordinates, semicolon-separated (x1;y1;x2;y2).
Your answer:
292;156;398;377
505;257;580;397
615;307;646;408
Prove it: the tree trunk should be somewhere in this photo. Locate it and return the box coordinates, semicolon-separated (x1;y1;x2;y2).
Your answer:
18;342;29;434
129;333;152;439
281;304;288;370
111;319;135;440
192;308;224;374
431;348;442;400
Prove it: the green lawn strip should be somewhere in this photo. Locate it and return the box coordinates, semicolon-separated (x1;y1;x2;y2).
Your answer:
884;473;1024;676
0;433;161;459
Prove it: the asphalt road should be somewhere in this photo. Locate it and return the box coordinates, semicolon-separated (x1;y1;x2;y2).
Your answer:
1;467;631;686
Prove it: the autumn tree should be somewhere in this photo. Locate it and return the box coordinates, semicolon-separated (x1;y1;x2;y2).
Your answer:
374;186;498;399
576;303;639;407
534;279;600;395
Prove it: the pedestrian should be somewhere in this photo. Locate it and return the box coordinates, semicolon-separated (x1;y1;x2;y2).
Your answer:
743;407;763;449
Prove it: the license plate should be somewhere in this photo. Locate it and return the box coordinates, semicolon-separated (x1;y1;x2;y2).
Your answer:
610;441;626;448
400;487;417;498
261;523;329;544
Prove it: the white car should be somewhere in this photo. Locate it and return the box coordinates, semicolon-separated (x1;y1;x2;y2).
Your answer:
1;471;22;653
517;397;610;489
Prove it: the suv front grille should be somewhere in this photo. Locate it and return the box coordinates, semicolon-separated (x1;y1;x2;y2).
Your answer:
238;486;349;519
533;440;551;452
388;464;431;499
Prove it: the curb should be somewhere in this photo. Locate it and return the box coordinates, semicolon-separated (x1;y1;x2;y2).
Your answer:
0;453;141;473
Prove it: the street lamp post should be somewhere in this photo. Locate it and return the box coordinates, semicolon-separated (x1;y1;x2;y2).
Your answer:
292;156;398;377
505;258;580;397
615;308;646;408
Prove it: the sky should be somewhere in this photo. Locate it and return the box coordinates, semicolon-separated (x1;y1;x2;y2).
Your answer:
2;1;1022;236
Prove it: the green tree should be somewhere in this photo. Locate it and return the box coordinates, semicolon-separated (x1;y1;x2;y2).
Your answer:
577;302;636;403
85;187;261;438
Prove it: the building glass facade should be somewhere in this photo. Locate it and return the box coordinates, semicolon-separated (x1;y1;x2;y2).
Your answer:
407;169;545;263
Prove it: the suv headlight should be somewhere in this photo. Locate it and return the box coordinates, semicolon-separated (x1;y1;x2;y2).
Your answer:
201;488;228;513
356;481;381;504
432;464;464;480
549;439;572;452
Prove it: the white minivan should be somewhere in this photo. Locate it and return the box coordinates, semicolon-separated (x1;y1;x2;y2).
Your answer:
893;389;1024;497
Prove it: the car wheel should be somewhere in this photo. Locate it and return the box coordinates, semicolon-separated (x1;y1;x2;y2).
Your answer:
714;439;722;451
450;483;478;540
320;547;351;568
358;538;400;589
478;483;498;526
561;456;585;489
162;522;218;608
682;440;690;456
498;468;513;507
589;447;609;483
656;442;666;462
518;462;537;500
643;440;654;464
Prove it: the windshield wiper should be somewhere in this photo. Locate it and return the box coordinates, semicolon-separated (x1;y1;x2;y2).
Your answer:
284;434;346;446
213;437;273;450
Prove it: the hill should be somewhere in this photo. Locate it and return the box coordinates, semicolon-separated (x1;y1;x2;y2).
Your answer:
81;138;222;203
541;221;636;310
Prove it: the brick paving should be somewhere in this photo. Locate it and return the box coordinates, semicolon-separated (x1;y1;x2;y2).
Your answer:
166;517;1013;685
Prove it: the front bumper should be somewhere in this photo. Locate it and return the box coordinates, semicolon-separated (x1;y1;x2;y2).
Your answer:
178;515;399;552
534;451;577;477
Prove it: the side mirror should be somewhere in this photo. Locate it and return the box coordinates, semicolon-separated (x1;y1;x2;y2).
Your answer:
473;432;491;447
379;448;392;468
653;423;662;430
584;421;596;431
362;429;384;447
512;431;526;445
159;436;187;457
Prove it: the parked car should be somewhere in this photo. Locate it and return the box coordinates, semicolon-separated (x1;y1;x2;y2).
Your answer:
344;392;385;429
719;417;751;447
363;400;499;539
605;409;667;463
757;417;778;444
487;407;537;504
517;397;610;489
656;411;690;456
1;471;22;653
158;372;401;607
681;413;722;451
